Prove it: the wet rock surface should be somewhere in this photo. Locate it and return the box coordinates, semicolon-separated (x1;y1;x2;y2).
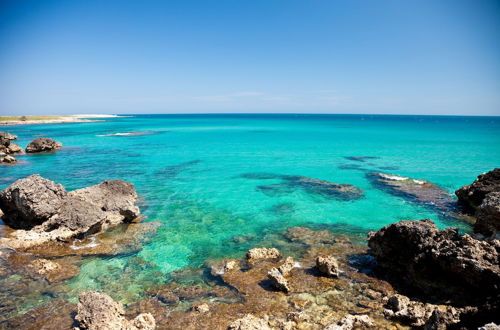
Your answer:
456;168;500;235
75;291;156;330
0;175;141;249
4;223;499;329
0;298;77;330
383;294;463;329
125;228;401;330
25;137;62;153
368;219;500;305
0;131;22;162
316;255;340;277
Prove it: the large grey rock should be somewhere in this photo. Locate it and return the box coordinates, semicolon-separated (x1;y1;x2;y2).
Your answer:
0;131;22;156
0;131;18;141
476;192;500;236
456;169;500;235
0;174;67;229
456;169;500;213
75;291;155;330
367;219;500;303
0;175;140;249
25;137;62;153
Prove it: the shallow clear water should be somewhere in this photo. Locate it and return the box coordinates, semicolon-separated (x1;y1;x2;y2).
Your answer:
1;114;500;305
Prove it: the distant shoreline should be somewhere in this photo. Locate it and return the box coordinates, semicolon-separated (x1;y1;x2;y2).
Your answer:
0;114;121;126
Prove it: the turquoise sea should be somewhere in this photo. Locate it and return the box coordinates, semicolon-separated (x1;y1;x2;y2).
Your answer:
1;114;500;306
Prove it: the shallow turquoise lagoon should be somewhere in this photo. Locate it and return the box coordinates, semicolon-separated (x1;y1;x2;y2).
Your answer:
1;114;500;303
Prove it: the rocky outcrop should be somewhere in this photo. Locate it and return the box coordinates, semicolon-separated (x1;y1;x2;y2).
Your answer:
476;192;500;235
324;314;374;330
0;131;22;163
0;174;67;229
0;154;16;164
228;314;271;330
75;291;155;330
25;137;62;153
0;131;22;153
316;255;340;277
0;131;17;141
383;294;461;329
367;219;500;304
267;257;295;293
456;169;500;235
246;247;282;264
0;175;140;249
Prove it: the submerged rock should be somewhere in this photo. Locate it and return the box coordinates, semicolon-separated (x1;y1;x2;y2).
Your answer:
0;175;141;249
25;137;62;153
0;298;77;330
75;291;156;330
285;226;337;245
316;255;340;277
26;258;80;283
241;172;363;200
367;219;500;304
456;169;500;235
368;172;458;215
289;176;363;201
344;156;380;162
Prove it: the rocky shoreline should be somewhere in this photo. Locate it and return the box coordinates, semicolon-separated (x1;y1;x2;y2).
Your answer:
1;131;63;164
0;169;499;329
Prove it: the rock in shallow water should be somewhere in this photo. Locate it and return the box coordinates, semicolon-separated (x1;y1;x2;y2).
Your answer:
267;257;295;293
246;247;282;264
228;314;271;330
456;168;500;235
316;255;340;277
25;137;62;153
0;175;140;249
367;219;500;304
0;131;22;157
75;291;156;330
0;174;67;229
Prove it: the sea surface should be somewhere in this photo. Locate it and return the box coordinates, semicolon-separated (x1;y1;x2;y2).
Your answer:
1;114;500;309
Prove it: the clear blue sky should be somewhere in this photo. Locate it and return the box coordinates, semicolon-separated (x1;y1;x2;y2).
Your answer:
0;0;499;115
